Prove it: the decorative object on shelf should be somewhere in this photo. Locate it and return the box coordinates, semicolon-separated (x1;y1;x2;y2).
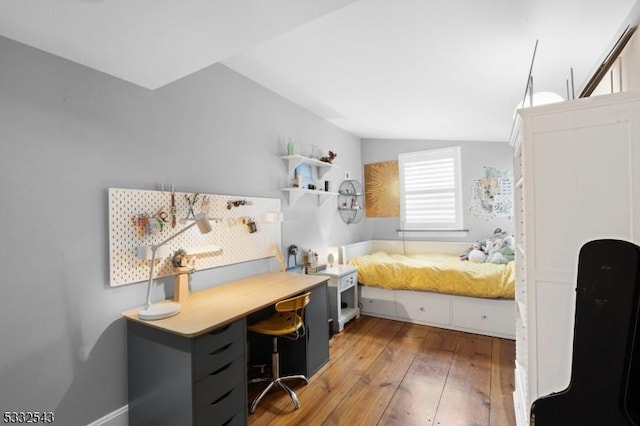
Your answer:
138;212;212;321
320;150;337;164
304;249;319;266
287;138;296;155
295;163;314;189
307;144;323;159
338;179;364;224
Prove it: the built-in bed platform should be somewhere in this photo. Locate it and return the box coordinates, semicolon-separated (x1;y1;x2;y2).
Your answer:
340;240;516;339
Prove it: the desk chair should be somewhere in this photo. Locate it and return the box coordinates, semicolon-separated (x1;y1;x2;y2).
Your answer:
247;292;312;414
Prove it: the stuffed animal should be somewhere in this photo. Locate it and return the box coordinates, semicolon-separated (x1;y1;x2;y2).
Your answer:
466;242;486;263
468;248;487;263
461;230;516;263
486;237;515;264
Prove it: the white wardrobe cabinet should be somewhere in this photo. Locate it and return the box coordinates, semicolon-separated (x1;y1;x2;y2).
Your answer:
511;91;640;425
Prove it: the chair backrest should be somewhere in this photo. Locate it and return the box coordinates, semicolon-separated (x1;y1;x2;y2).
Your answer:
275;292;311;340
275;291;311;313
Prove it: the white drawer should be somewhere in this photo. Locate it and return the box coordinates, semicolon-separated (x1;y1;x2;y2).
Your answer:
335;272;356;291
395;290;451;325
360;285;395;317
452;297;515;336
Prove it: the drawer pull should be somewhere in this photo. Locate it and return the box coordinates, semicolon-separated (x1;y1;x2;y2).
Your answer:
210;361;233;377
481;315;487;320
210;342;232;355
221;415;236;426
211;389;233;406
419;307;425;312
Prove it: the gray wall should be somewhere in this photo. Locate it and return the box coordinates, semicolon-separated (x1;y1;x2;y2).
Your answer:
0;36;363;425
361;138;514;242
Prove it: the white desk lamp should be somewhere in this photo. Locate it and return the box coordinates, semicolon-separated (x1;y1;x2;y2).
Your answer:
139;212;212;320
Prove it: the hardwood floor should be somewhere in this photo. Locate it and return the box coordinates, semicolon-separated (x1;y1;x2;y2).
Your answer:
249;316;516;426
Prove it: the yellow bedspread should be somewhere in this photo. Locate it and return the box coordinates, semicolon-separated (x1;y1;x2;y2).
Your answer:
348;251;515;299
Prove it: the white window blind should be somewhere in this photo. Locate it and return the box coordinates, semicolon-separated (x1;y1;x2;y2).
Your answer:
399;147;463;230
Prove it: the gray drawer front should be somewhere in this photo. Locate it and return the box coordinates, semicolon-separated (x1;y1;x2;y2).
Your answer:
221;410;247;426
196;407;245;426
195;384;246;426
194;356;245;412
194;321;244;380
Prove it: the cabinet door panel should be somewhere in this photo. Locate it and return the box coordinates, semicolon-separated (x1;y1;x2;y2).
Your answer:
305;283;330;376
279;283;329;377
532;122;633;273
535;280;575;399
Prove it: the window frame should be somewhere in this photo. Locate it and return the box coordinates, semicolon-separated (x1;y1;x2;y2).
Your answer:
398;146;464;231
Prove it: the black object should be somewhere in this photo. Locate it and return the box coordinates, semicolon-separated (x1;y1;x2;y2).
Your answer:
530;239;640;425
248;284;330;379
288;245;298;269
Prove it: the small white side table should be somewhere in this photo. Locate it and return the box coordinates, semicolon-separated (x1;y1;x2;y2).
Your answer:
310;265;359;332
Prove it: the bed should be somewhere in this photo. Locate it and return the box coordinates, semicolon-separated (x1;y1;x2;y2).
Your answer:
340;240;516;339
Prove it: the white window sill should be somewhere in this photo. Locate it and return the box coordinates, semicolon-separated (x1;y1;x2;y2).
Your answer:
396;229;469;239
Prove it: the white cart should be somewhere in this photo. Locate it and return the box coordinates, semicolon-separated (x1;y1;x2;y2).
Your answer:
310;265;359;333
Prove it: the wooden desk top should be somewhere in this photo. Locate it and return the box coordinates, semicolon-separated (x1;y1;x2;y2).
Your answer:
122;272;328;338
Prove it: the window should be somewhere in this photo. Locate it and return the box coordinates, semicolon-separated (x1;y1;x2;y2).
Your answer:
399;147;463;230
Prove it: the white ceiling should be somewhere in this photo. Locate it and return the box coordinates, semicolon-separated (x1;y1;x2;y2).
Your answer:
0;0;637;142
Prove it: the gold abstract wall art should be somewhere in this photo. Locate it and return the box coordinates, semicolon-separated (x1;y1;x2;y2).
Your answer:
364;160;400;217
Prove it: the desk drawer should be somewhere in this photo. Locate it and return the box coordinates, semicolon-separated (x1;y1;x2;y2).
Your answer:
194;320;244;380
194;356;245;413
337;272;356;291
195;384;246;426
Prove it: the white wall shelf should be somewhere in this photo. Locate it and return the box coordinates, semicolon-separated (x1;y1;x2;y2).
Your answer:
280;187;338;206
280;154;339;206
338;180;364;224
280;154;337;179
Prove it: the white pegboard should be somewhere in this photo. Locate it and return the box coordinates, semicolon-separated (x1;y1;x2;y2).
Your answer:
108;188;281;286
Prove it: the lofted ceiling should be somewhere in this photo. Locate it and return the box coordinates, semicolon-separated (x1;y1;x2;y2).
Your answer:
0;0;637;142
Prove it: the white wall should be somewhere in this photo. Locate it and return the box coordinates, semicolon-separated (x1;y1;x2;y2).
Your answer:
361;138;514;242
0;36;363;425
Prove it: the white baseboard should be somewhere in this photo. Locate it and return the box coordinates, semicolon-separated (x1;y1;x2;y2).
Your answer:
87;405;128;426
